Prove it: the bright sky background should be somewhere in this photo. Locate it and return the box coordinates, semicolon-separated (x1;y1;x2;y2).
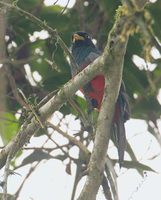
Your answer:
44;0;76;7
0;0;161;200
1;118;161;200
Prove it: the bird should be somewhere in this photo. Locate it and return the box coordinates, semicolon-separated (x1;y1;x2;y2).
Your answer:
71;31;130;167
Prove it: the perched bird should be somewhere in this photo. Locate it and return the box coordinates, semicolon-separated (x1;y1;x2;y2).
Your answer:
71;31;130;167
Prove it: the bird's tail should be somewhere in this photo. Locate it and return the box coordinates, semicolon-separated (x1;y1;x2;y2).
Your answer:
113;82;130;167
113;114;126;168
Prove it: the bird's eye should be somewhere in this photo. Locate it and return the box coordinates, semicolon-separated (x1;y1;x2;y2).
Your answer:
85;34;90;39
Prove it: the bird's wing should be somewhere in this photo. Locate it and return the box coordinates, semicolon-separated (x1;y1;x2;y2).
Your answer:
80;51;100;69
87;52;100;62
79;51;104;109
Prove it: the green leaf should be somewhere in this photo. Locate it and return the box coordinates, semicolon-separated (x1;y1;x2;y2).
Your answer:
148;1;161;41
0;193;15;200
0;112;19;144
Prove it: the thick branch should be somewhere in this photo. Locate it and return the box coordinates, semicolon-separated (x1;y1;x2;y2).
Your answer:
77;10;130;200
77;1;150;199
0;53;103;169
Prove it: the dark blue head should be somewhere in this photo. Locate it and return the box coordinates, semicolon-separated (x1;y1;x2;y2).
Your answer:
71;31;95;49
71;31;99;66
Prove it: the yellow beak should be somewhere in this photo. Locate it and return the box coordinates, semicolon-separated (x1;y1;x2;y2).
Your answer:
72;34;85;42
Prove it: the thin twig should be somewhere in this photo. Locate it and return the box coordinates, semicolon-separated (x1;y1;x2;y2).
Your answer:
0;56;37;66
14;136;50;198
60;0;70;15
18;88;45;128
45;129;75;161
14;162;40;198
0;146;67;151
5;66;29;109
68;98;92;129
2;151;12;200
47;122;90;157
53;0;59;5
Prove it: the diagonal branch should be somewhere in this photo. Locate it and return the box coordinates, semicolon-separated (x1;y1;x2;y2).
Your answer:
4;66;29;109
76;1;150;200
76;9;131;200
0;48;103;169
47;122;90;157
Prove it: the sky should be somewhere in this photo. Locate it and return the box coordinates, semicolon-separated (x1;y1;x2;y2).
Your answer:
44;0;76;7
1;116;161;200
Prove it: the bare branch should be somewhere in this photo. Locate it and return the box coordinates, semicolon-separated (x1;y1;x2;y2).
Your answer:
48;122;90;157
2;152;12;200
5;66;30;109
0;56;38;66
60;0;70;15
15;162;40;198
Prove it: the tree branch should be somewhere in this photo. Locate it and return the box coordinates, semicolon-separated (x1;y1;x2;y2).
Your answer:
47;122;90;158
0;47;103;169
2;151;12;200
77;8;131;200
76;1;150;199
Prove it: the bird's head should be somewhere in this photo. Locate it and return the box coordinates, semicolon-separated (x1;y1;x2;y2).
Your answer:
71;31;95;48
